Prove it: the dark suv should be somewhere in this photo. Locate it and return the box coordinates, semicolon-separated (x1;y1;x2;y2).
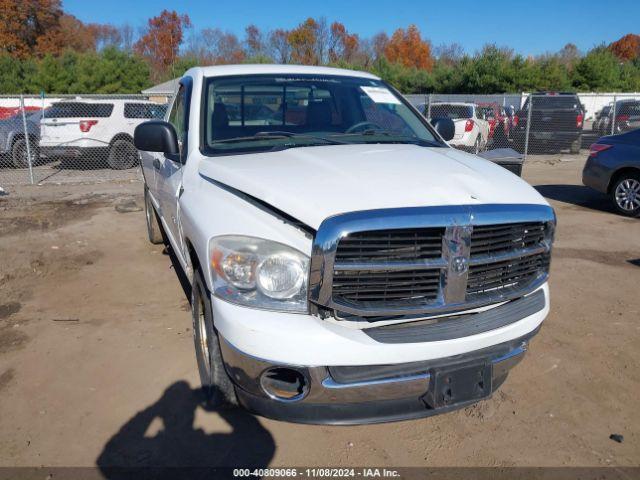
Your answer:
513;93;584;154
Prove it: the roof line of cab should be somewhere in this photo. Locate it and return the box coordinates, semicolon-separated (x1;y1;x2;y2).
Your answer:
183;64;381;80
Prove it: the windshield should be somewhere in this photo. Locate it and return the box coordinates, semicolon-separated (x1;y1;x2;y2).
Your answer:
429;104;473;120
203;74;441;155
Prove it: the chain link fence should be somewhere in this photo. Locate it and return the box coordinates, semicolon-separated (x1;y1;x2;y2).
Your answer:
405;92;640;159
0;94;171;186
1;91;639;187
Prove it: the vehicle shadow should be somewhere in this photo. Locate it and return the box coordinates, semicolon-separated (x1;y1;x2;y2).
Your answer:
96;381;276;478
535;184;615;214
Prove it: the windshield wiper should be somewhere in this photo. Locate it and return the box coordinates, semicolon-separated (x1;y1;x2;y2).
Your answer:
331;130;442;147
255;131;348;145
211;131;347;146
332;129;395;138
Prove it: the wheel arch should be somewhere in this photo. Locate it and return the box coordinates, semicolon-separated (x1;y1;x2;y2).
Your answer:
184;237;201;283
109;133;134;146
608;166;640;193
10;132;38;146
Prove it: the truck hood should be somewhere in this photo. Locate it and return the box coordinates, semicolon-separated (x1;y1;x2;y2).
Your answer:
198;144;547;230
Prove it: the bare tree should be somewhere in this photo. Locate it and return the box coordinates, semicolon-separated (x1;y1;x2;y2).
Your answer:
119;24;134;52
91;24;122;51
245;24;264;59
434;42;464;65
558;43;580;68
187;28;245;65
315;17;330;64
268;28;290;64
371;32;389;61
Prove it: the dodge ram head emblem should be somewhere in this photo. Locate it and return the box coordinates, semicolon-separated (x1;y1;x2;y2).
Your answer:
451;256;469;274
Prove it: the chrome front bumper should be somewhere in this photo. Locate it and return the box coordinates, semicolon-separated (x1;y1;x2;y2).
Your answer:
220;328;538;425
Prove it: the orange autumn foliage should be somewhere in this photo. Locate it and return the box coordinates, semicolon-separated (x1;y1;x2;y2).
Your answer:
384;25;434;71
610;33;640;61
134;9;191;79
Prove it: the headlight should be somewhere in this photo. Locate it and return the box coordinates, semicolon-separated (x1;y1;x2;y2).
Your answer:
209;235;309;313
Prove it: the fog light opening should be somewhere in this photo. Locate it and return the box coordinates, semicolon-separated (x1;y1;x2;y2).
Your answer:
260;367;309;402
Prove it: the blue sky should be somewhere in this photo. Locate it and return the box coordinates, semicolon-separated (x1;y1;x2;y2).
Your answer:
63;0;639;56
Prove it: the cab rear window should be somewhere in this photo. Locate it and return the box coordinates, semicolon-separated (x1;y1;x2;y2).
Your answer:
618;102;640;116
534;96;580;109
47;103;114;118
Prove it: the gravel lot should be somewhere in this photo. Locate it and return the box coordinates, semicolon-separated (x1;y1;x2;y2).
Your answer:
0;154;638;470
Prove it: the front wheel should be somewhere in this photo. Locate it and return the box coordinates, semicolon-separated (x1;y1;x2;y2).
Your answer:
107;139;139;170
611;173;640;217
192;268;238;407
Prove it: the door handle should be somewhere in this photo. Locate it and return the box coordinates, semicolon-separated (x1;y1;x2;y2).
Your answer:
153;158;161;170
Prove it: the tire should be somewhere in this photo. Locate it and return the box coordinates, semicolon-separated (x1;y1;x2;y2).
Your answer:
107;138;139;170
473;135;481;155
569;136;581;154
610;172;640;217
513;133;526;154
11;137;37;168
191;268;238;407
494;125;507;148
144;185;164;244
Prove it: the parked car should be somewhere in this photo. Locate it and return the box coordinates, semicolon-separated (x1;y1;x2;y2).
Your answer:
39;99;167;170
592;105;612;136
513;92;584;154
134;65;555;424
582;128;640;217
428;102;490;154
477;102;510;146
610;99;640;134
0;110;43;168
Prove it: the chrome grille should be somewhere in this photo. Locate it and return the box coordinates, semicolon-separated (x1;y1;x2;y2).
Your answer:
335;227;444;262
470;222;546;257
332;268;441;306
309;204;555;317
467;252;551;298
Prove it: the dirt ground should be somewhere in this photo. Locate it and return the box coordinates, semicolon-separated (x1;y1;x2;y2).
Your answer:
0;154;639;470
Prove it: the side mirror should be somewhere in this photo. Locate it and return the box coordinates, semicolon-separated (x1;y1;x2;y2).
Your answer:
134;120;179;155
432;118;455;141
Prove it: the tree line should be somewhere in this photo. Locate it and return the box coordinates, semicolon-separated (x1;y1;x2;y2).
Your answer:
1;2;639;95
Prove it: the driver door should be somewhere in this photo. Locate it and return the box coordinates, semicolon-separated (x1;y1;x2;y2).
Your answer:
157;80;190;257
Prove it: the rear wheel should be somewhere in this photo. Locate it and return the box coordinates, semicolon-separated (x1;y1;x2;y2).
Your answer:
144;185;164;244
473;135;481;155
611;173;640;217
11;137;37;168
192;268;238;407
569;136;582;154
493;124;508;147
513;133;526;154
107;139;139;170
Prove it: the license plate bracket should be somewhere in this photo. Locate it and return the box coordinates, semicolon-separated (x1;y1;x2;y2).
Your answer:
424;362;492;409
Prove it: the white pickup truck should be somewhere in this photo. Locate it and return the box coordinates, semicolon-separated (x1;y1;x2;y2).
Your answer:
135;65;555;424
